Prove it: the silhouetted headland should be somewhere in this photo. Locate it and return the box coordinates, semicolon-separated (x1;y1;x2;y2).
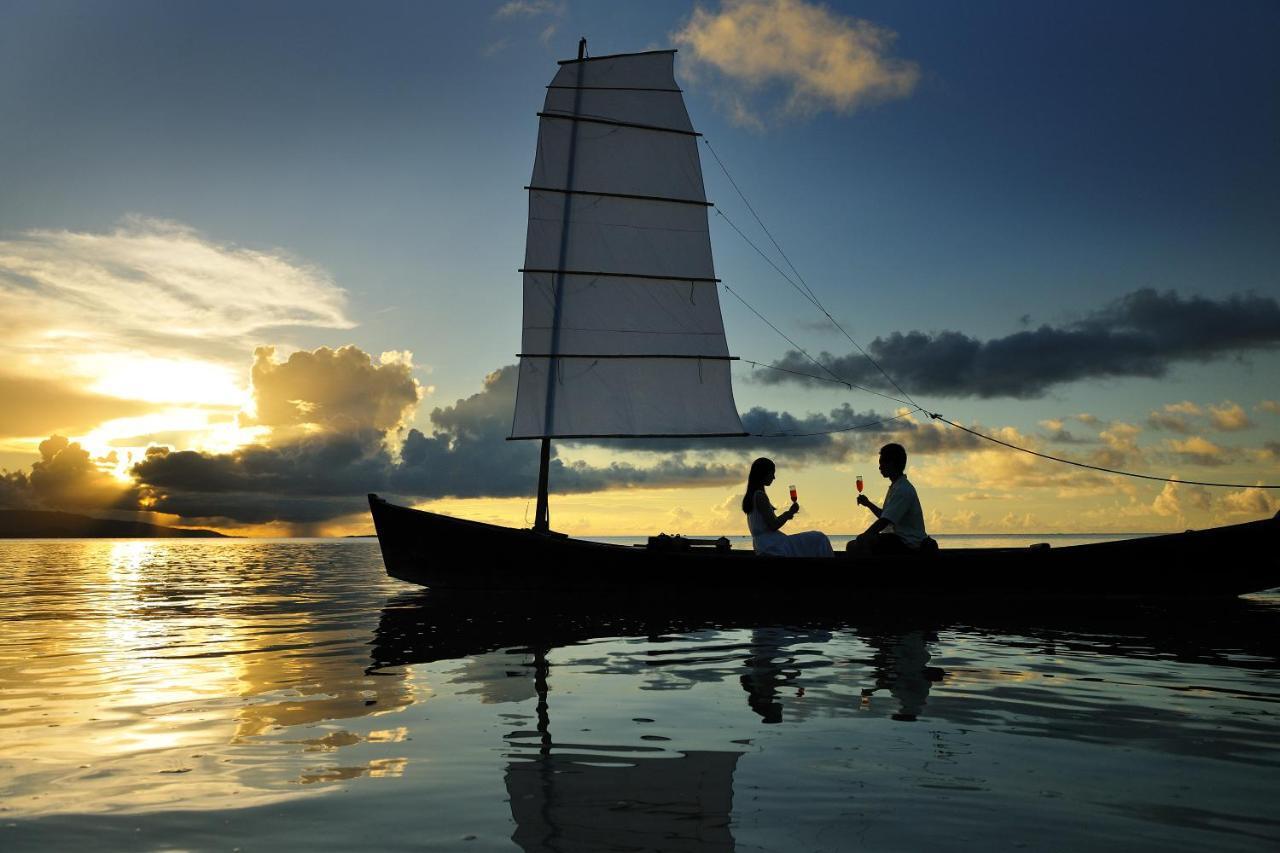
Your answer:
0;509;227;538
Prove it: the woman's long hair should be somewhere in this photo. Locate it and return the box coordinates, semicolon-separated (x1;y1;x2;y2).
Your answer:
742;457;775;514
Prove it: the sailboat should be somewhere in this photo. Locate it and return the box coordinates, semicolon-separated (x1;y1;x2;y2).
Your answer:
368;44;1279;598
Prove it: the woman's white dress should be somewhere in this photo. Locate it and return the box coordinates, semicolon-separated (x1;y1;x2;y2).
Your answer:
747;491;834;558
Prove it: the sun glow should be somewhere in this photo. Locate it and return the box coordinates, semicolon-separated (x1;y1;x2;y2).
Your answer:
76;409;266;477
81;354;247;406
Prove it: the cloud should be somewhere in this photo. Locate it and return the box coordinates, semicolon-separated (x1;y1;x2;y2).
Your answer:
0;435;137;510
0;471;35;509
572;402;985;465
1151;480;1211;521
119;358;993;527
1164;401;1203;416
1152;473;1208;522
0;372;151;437
392;366;742;499
129;343;424;523
1208;401;1252;431
487;2;564;56
0;217;356;440
1094;421;1142;469
1258;400;1280;415
921;425;1115;497
0;217;351;355
1039;418;1092;444
127;362;745;525
1165;436;1229;467
759;289;1280;399
1219;487;1277;519
1146;411;1192;433
244;345;421;435
494;0;565;18
674;0;919;126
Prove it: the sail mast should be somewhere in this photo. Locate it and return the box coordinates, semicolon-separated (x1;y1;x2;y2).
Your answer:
532;37;587;533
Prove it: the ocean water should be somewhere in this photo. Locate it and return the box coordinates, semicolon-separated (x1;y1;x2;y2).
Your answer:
1;538;1277;851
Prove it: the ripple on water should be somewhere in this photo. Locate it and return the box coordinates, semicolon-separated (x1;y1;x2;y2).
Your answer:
0;540;1277;852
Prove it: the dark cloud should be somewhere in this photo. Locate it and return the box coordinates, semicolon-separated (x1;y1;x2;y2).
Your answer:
133;431;392;497
11;335;1003;527
0;435;138;510
126;360;985;525
129;365;744;524
759;289;1280;399
1043;428;1092;444
567;403;898;463
392;367;742;499
0;470;35;509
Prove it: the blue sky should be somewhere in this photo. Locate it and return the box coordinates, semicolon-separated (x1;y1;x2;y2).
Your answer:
2;0;1277;533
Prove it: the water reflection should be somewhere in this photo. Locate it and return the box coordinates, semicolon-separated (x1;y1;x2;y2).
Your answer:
369;594;959;851
506;649;739;852
0;540;409;815
4;541;1279;851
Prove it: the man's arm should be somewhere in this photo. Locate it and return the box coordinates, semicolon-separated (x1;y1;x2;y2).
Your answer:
856;494;882;518
860;517;891;538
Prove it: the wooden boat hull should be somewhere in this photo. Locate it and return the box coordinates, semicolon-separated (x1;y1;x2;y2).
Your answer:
367;494;1279;598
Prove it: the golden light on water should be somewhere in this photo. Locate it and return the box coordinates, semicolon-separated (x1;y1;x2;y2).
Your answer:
0;541;418;815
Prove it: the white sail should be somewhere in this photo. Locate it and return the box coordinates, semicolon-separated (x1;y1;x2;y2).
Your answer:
510;50;746;439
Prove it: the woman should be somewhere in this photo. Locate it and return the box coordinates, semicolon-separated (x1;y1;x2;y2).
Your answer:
742;457;834;558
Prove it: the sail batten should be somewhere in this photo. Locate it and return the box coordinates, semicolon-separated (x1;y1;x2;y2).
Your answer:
512;50;745;441
520;269;720;282
547;85;683;93
526;185;712;207
537;112;702;137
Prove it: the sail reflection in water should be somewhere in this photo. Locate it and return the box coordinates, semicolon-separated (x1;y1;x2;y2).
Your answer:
3;541;1279;851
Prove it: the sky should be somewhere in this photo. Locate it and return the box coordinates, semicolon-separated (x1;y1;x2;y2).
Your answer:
1;0;1278;536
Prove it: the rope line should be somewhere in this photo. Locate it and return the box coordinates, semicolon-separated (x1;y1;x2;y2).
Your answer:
703;139;824;308
715;209;817;309
722;284;914;407
705;137;923;410
929;413;1280;489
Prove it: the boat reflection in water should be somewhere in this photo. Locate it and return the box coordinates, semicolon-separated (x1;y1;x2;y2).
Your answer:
371;592;749;851
505;649;741;853
368;586;1280;851
369;591;960;851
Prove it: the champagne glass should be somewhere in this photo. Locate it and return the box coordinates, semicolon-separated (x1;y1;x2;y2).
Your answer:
788;484;798;503
855;475;864;494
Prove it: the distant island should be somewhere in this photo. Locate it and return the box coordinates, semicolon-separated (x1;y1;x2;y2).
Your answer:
0;509;228;538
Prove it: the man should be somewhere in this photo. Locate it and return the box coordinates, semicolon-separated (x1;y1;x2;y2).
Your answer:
849;443;927;555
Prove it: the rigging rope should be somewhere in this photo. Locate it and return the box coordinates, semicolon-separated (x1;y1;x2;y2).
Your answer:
721;284;914;407
705;138;924;411
929;413;1280;489
708;138;1279;488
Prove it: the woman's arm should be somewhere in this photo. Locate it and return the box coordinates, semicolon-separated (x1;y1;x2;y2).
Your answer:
754;490;797;532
